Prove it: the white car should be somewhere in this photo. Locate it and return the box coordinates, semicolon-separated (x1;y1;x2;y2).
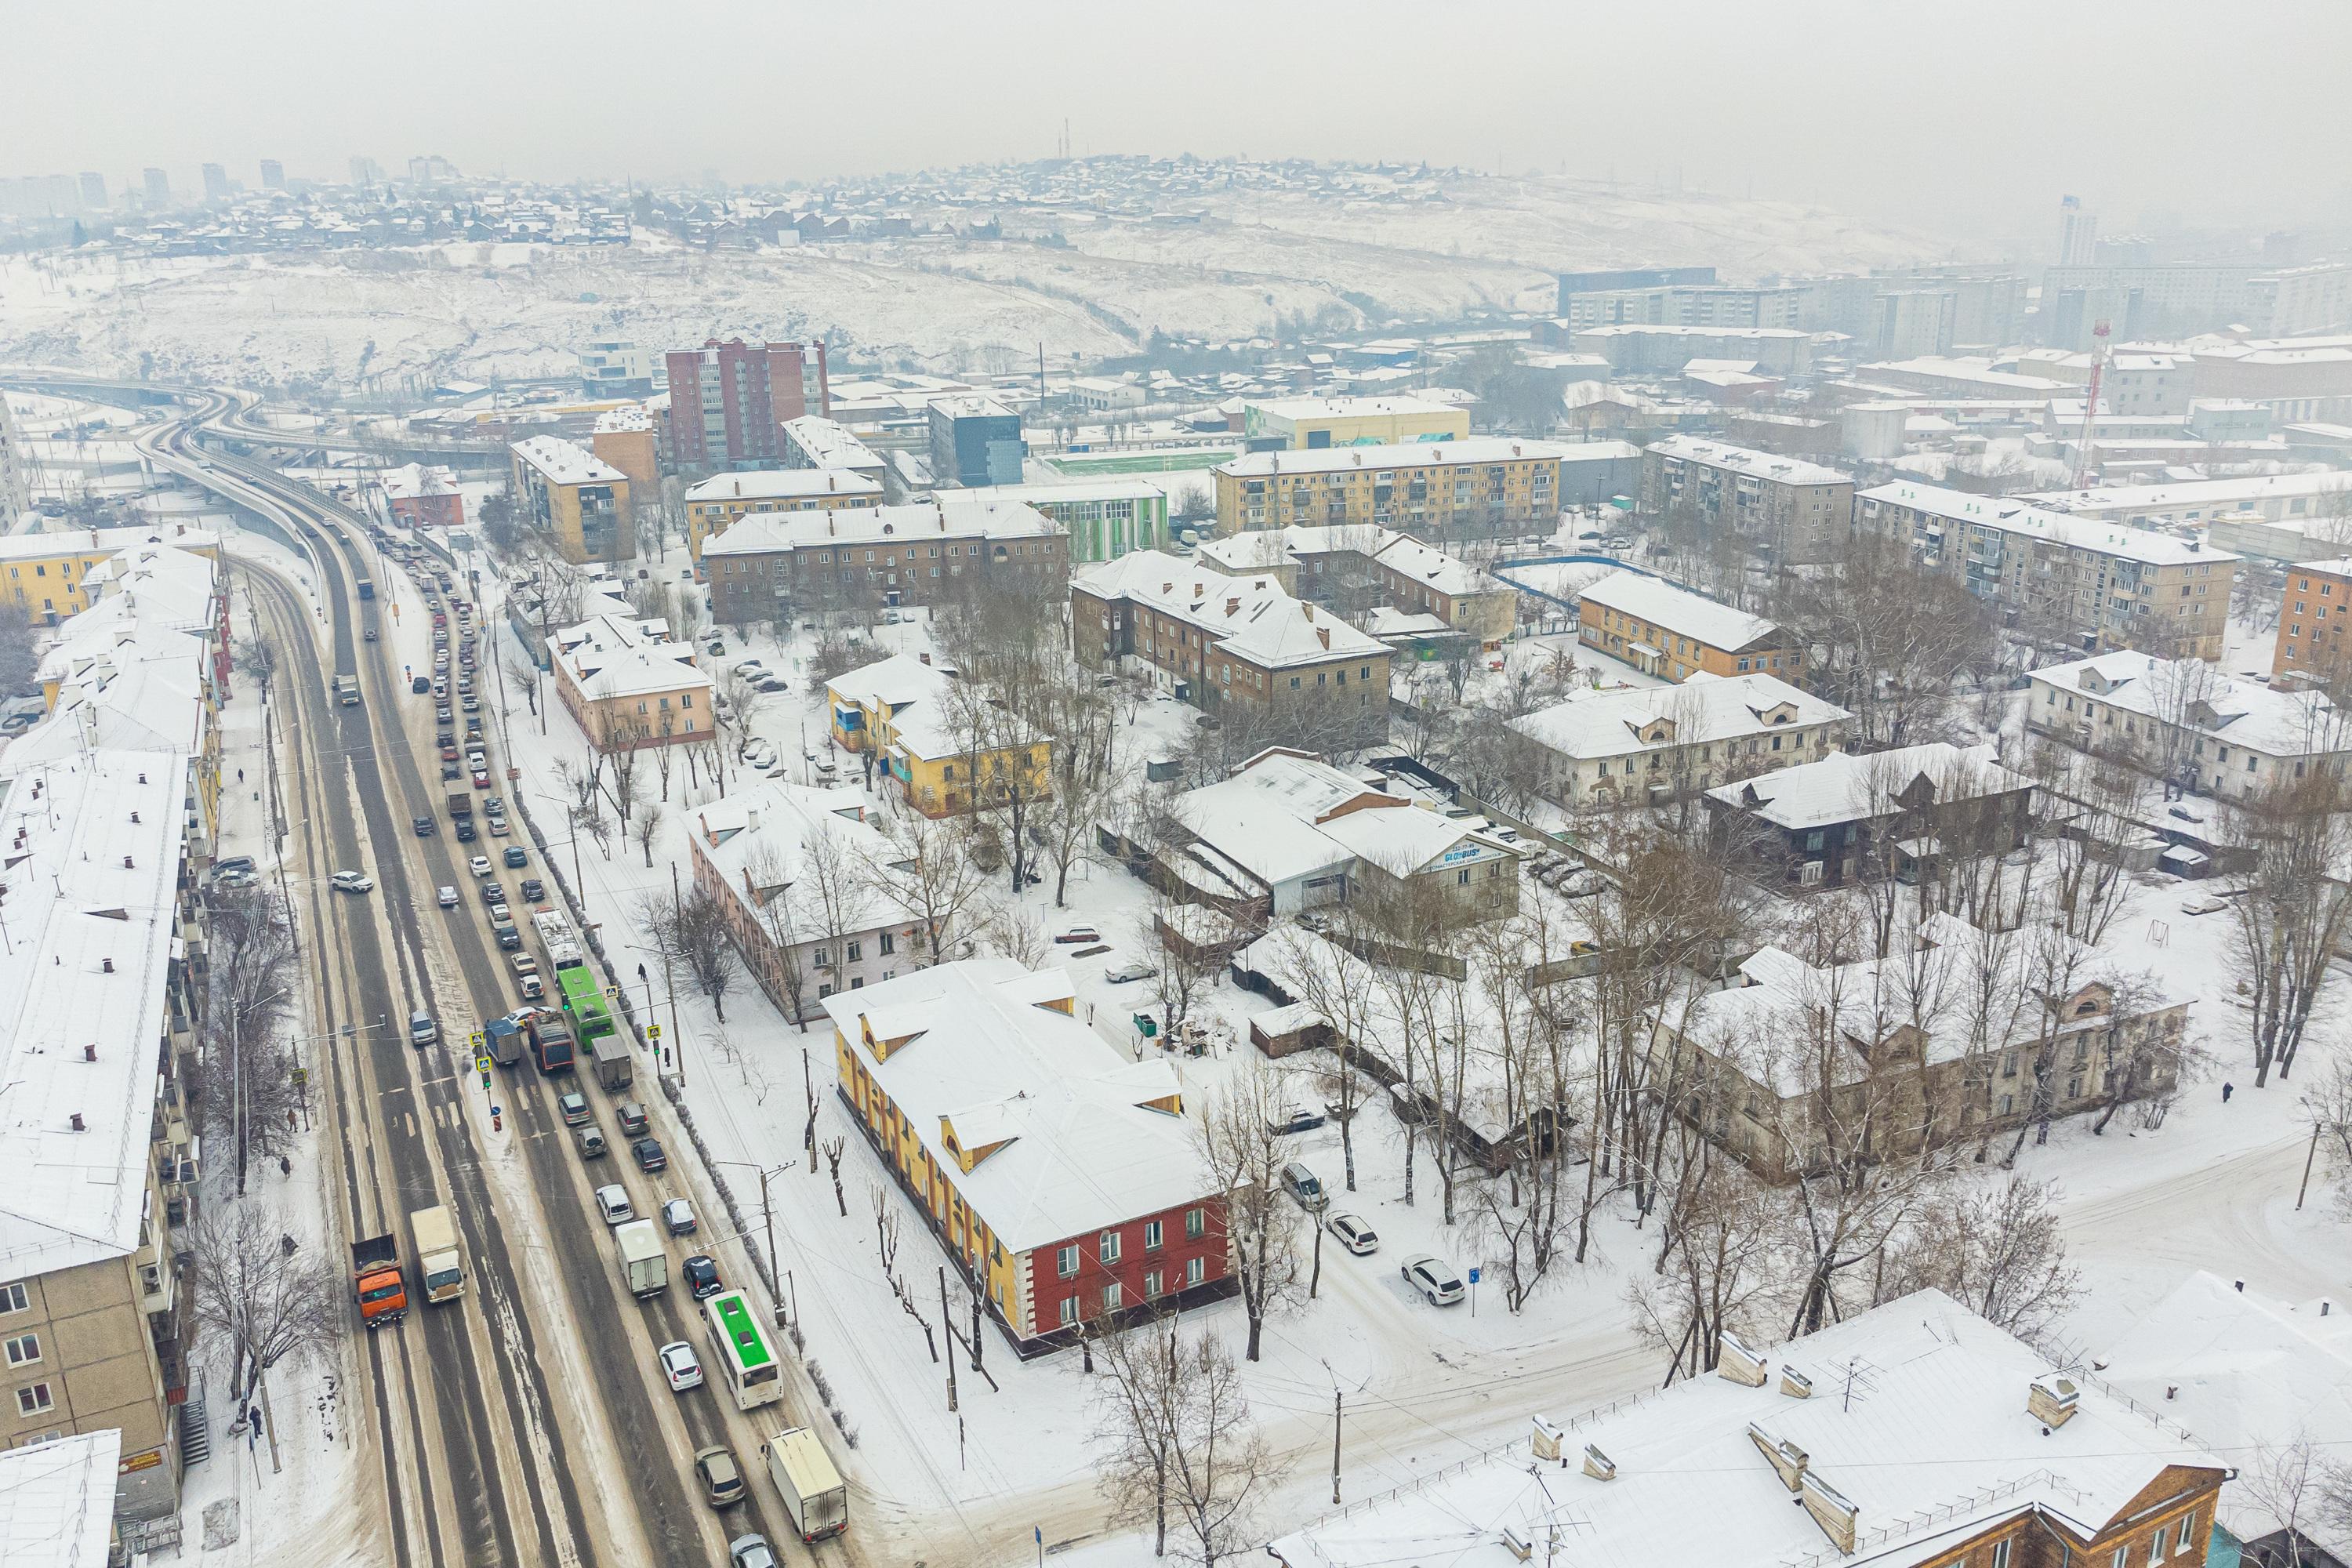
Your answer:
731;659;765;677
594;1185;633;1225
662;1198;697;1236
470;855;493;877
1104;958;1158;984
1327;1212;1379;1256
2180;895;2227;916
437;885;459;909
1399;1253;1465;1306
659;1340;704;1393
329;870;374;894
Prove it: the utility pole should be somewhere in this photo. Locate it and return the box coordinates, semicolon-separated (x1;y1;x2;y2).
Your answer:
1332;1388;1342;1504
941;1266;958;1413
2299;1120;2323;1210
666;860;684;1086
762;1167;779;1310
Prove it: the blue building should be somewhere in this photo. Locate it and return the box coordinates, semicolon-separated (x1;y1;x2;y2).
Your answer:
926;396;1025;488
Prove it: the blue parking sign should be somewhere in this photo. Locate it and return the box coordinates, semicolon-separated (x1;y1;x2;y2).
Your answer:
1468;1267;1480;1284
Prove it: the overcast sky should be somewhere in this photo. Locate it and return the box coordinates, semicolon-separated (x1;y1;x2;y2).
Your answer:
15;0;2350;247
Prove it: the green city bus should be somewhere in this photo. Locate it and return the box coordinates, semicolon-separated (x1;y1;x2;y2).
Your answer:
702;1290;782;1410
557;965;615;1051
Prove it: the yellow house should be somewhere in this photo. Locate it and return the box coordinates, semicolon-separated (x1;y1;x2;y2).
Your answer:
510;437;633;565
684;468;884;557
1242;394;1468;449
824;652;1053;818
0;524;220;624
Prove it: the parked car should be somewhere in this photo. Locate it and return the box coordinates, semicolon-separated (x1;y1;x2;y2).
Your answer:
1327;1213;1379;1256
662;1198;697;1236
2180;895;2227;916
1105;958;1158;984
593;1185;633;1224
412;675;431;694
633;1137;668;1172
1559;869;1611;899
437;886;459;909
329;870;374;894
1399;1254;1465;1305
212;868;260;889
659;1341;704;1393
683;1254;722;1300
212;855;257;878
503;845;529;868
1268;1106;1326;1137
693;1445;746;1508
1279;1160;1328;1211
1054;925;1102;946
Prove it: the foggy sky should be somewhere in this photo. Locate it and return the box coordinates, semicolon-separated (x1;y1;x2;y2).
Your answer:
16;0;2351;248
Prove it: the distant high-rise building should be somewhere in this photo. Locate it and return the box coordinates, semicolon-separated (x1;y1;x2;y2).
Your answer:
407;154;458;186
2057;195;2098;267
927;396;1026;488
259;158;284;191
78;171;107;209
142;167;171;209
200;162;230;202
662;339;832;466
348;155;384;188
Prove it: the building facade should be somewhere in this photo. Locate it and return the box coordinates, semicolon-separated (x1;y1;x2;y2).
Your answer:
1701;741;2035;891
509;437;633;565
378;463;464;530
1640;437;1856;564
548;611;711;750
2028;651;2352;803
1577;569;1802;682
1511;673;1853;807
683;468;885;557
926;396;1025;488
824;653;1053;819
1860;481;2236;660
701;498;1065;624
663;338;831;466
1240;396;1468;450
973;481;1168;564
1204;525;1517;643
2276;557;2352;680
1214;438;1561;540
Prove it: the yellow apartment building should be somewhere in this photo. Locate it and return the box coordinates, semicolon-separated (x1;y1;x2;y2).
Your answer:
1214;438;1562;539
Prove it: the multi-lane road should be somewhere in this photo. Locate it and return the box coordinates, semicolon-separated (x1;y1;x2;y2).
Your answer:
122;391;850;1568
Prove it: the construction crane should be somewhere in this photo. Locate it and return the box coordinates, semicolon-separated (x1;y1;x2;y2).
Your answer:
2068;319;2111;490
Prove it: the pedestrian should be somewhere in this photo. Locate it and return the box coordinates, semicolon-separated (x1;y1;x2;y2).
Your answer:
278;1154;292;1178
289;1109;298;1133
238;767;245;783
2223;1081;2235;1102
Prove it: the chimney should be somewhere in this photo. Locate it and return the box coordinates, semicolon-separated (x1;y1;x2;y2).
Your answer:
1717;1330;1768;1386
1500;1527;1533;1563
746;808;760;833
1778;1366;1813;1399
1302;603;1314;620
1581;1443;1617;1483
70;1112;86;1132
1225;597;1240;616
1747;1423;1808;1490
83;1044;96;1062
102;956;115;974
2027;1375;2079;1429
1800;1473;1859;1554
1316;626;1330;649
123;855;133;869
1530;1417;1564;1461
828;474;836;492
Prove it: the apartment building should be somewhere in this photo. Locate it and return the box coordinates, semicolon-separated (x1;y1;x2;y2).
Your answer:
588;406;659;499
824;652;1051;819
1199;524;1519;643
687;779;921;1023
1572;324;1814;377
926;396;1025;488
1072;550;1392;747
663;338;830;466
575;339;653;396
1274;1292;2224;1568
0;393;30;532
699;497;1065;624
1577;569;1802;682
1641;436;1855;564
1510;672;1853;807
1213;438;1561;540
0;751;205;1519
548;610;712;751
1859;481;2236;660
1702;741;2034;891
509;437;633;565
378;463;463;530
683;467;885;557
829;961;1231;1352
0;523;220;625
2028;652;2352;803
779;416;887;485
1665;909;2190;1181
1240;395;1468;450
2025;470;2352;564
2276;557;2352;679
1554;281;1803;331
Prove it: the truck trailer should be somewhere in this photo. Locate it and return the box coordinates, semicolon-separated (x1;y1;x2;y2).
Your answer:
614;1218;667;1298
411;1205;464;1304
765;1428;848;1542
590;1033;633;1091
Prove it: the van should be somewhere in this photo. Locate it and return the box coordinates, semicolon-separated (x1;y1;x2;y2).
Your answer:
1279;1161;1327;1212
409;1011;438;1047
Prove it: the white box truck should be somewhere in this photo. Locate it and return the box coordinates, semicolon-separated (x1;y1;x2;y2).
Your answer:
614;1218;666;1298
765;1428;848;1542
411;1205;464;1305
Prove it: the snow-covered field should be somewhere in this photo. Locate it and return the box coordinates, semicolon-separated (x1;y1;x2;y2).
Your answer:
0;172;1956;391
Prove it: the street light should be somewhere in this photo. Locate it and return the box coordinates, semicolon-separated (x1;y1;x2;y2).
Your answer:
710;1158;797;1323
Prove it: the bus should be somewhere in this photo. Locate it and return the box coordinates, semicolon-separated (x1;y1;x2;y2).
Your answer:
531;906;584;971
702;1290;782;1411
557;965;615;1052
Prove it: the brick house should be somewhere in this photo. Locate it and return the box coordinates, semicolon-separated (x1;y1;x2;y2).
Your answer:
701;497;1065;625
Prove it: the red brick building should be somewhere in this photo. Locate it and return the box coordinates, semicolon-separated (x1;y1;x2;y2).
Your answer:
664;337;831;466
379;463;464;529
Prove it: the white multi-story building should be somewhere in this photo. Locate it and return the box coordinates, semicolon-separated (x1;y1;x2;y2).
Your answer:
1510;671;1853;806
2027;650;2352;801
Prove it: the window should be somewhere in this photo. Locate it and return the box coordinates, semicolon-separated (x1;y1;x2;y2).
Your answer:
879;932;896;956
1186;1256;1206;1286
1185;1207;1204;1240
847;941;862;962
2150;1526;2168;1559
1991;1541;2012;1568
1144;1270;1164;1299
2176;1515;2194;1553
14;1383;52;1417
1056;1244;1079;1278
1099;1231;1122;1265
0;1283;25;1315
1058;1297;1078;1327
1145;1220;1163;1250
2111;1548;2129;1568
2;1334;36;1367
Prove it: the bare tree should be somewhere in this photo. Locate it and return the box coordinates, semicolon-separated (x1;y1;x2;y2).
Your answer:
859;809;987;965
1193;1055;1299;1363
2226;769;2352;1087
1091;1310;1182;1559
1884;1177;2080;1345
0;603;40;695
1625;1163;1785;1385
201;885;301;1194
632;801;664;868
1163;1330;1283;1568
639;887;742;1022
190;1203;342;1404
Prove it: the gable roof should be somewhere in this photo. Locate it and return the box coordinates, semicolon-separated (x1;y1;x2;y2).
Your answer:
1704;742;2031;831
1511;673;1850;761
1579;570;1784;653
1075;550;1385;669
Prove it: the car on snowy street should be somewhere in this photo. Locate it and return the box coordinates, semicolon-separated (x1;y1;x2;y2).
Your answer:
659;1341;704;1392
1399;1253;1465;1306
1326;1213;1379;1255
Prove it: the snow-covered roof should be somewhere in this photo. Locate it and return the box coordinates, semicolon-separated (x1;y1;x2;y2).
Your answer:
2025;469;2352;520
1247;394;1459;422
510;435;626;485
0;521;218;563
1578;570;1784;653
0;1430;122;1568
779;415;886;472
1271;1289;2226;1568
0;751;187;1279
379;461;460;500
2098;1271;2352;1555
1512;673;1849;762
591;405;652;434
1217;437;1562;479
1861;481;2234;568
697;497;1057;556
1077;550;1387;669
551;611;711;701
1172;750;1505;886
1704;742;2031;831
684;468;883;505
824;960;1209;1251
692;780;902;944
825;652;955;713
2030;651;2350;760
1359;607;1450;638
1646;434;1850;488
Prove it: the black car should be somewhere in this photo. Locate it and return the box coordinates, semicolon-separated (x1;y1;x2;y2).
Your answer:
413;815;437;837
454;821;477;843
435;729;455;748
521;878;545;902
495;926;522;950
633;1136;667;1172
481;881;505;906
411;675;430;694
682;1254;721;1300
441;763;462;782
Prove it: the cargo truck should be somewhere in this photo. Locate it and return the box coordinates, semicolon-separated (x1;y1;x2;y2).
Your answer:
447;791;473;822
483;1016;523;1069
614;1218;667;1298
334;674;361;706
765;1428;848;1542
411;1205;464;1304
356;575;376;601
350;1234;407;1327
527;1015;576;1074
591;1033;633;1091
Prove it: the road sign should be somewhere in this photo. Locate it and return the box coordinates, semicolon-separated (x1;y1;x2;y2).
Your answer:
1467;1267;1480;1284
468;1031;485;1051
645;1024;662;1040
603;985;620;1000
475;1055;492;1075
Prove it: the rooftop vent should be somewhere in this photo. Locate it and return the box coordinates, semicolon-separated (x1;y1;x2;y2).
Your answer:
1718;1330;1769;1387
1581;1443;1617;1483
83;1044;96;1062
1747;1421;1808;1491
1530;1417;1564;1461
1779;1366;1813;1399
1500;1526;1533;1563
1801;1472;1859;1554
69;1112;86;1132
2028;1374;2078;1430
101;956;114;974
